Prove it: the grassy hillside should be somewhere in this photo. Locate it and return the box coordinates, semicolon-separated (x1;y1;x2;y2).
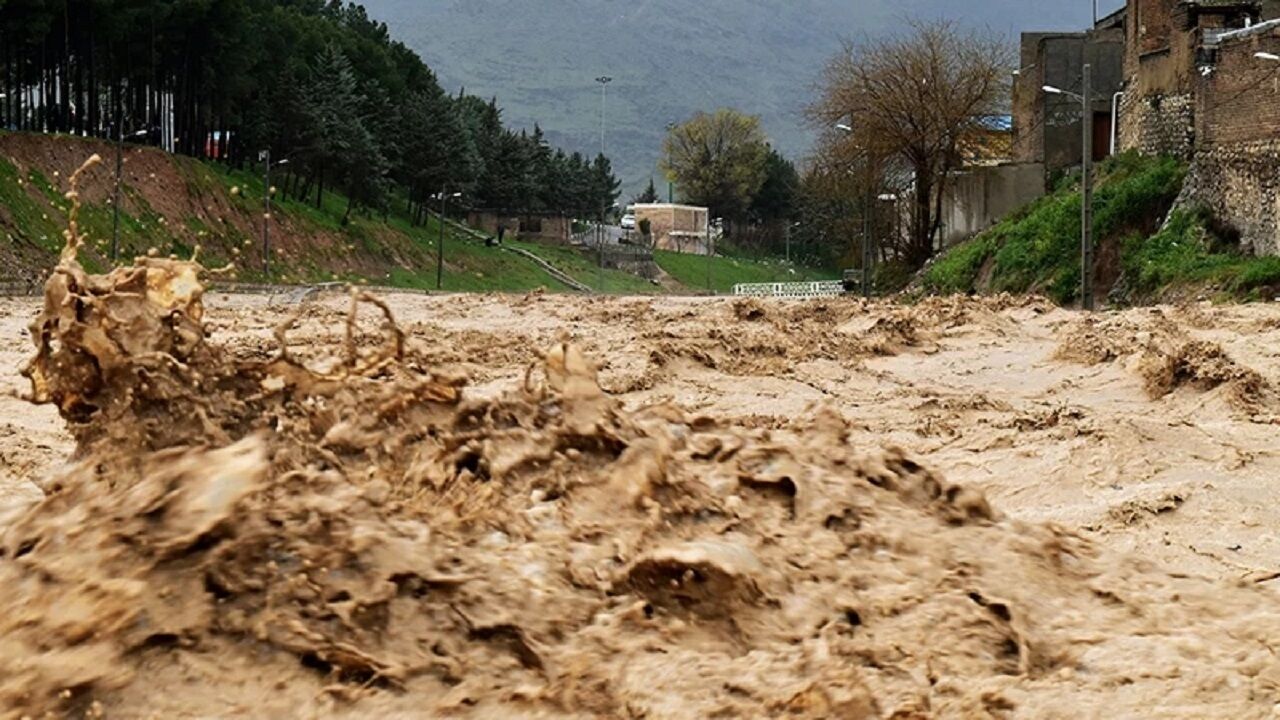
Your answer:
0;132;829;295
920;152;1280;304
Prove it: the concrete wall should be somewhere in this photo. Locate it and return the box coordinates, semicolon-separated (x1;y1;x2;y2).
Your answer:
1012;21;1125;180
941;163;1047;247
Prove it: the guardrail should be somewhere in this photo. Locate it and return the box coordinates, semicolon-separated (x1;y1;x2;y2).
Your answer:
732;281;846;299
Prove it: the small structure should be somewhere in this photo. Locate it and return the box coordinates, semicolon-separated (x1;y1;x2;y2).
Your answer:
939;115;1047;248
467;210;573;244
633;203;711;255
1012;8;1127;180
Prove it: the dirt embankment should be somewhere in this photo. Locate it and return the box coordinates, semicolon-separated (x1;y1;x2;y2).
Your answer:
0;133;431;283
7;176;1280;718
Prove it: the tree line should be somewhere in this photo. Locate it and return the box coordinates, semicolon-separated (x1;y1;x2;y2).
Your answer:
659;20;1011;273
0;0;621;223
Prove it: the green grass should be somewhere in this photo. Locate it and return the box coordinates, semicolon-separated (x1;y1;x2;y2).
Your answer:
654;250;835;294
0;156;65;253
2;131;832;295
1123;208;1280;300
923;152;1188;304
507;239;661;294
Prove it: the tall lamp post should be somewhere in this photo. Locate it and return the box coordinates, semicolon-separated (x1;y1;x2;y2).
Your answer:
436;190;462;290
595;76;613;158
260;151;288;276
111;125;149;262
836;122;874;298
1044;62;1095;310
665;121;677;202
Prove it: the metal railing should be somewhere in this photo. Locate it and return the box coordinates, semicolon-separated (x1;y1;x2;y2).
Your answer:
732;281;846;299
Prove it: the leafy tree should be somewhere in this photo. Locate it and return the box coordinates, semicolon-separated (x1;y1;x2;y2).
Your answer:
660;109;768;232
749;148;799;224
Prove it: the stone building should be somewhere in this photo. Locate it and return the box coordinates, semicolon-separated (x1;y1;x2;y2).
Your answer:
1118;0;1280;253
1013;9;1128;180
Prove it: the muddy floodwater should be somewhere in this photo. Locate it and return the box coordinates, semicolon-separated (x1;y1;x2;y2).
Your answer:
5;255;1280;718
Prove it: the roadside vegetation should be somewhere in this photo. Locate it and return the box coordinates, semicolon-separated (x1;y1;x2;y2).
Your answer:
654;250;835;294
920;152;1280;303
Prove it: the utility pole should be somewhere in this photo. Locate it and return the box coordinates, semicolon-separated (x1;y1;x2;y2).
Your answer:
1044;66;1096;311
262;150;271;275
261;151;287;276
595;76;612;158
111;121;146;262
112;117;124;262
437;189;446;290
1081;63;1094;311
705;215;713;294
862;180;873;298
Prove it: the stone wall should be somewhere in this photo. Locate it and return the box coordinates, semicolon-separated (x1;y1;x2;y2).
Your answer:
1118;91;1195;158
1181;141;1280;255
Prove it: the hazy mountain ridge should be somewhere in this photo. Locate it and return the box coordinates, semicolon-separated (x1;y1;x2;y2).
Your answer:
362;0;1114;195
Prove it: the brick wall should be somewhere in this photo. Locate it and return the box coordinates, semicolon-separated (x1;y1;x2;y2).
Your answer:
1197;24;1280;145
1136;0;1175;54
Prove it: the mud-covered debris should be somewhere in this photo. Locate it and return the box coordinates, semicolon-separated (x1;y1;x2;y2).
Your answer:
7;171;1280;719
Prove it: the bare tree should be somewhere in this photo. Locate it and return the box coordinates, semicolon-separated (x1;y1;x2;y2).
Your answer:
809;20;1012;267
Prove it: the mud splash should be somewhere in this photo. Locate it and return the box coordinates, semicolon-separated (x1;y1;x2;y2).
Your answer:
1055;311;1276;416
6;173;1280;717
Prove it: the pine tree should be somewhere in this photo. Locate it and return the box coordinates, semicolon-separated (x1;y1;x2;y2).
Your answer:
636;177;660;204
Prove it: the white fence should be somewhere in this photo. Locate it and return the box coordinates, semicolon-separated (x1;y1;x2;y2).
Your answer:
732;281;846;299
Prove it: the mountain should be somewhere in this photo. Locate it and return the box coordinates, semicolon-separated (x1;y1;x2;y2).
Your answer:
360;0;1123;196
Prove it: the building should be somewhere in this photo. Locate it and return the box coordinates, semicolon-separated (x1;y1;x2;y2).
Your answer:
1013;8;1127;180
633;203;711;255
940;115;1047;247
466;211;573;244
1119;0;1280;253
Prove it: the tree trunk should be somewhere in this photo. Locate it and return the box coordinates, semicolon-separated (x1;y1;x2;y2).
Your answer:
912;164;933;268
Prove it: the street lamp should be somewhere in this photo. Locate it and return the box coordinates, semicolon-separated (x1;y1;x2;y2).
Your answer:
835;121;873;298
260;151;288;275
595;76;613;158
1257;52;1280;62
1043;62;1096;310
436;190;462;290
665;121;677;202
111;126;149;262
